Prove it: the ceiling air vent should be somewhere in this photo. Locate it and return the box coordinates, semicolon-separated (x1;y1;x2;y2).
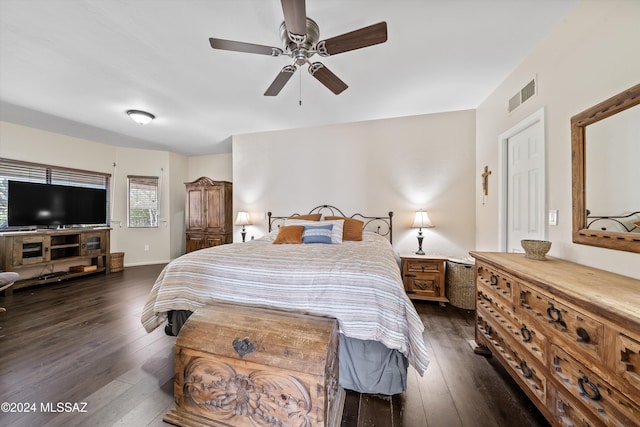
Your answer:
508;78;537;113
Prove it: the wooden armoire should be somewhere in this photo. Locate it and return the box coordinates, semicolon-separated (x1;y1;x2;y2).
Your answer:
185;177;232;253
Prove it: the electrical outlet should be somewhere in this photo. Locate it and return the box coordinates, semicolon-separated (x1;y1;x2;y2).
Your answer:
548;210;558;226
144;244;150;251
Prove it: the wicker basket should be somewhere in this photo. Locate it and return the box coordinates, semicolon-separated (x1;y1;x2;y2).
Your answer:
110;252;124;272
445;259;475;310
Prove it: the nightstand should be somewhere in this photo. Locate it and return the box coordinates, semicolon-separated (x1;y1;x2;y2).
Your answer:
400;254;448;305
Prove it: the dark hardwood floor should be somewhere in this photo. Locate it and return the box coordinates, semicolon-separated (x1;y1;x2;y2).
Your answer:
0;265;550;427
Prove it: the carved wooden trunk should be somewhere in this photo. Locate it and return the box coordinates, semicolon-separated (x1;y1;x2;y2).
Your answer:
164;301;343;427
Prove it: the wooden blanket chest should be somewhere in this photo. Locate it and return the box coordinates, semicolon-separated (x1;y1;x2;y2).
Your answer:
164;301;343;427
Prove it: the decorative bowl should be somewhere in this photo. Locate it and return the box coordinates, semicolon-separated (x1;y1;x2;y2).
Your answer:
521;239;552;260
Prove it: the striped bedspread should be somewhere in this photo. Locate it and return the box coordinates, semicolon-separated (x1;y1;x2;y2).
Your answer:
141;231;429;375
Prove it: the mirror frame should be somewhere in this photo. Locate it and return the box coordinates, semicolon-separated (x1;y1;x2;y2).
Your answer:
571;82;640;253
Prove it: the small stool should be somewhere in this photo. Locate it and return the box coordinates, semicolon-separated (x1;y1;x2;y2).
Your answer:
0;272;19;312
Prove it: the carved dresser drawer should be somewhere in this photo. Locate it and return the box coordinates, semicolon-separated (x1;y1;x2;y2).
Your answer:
470;252;640;427
406;258;441;274
476;263;514;304
477;286;547;364
551;345;639;426
554;389;601;427
477;312;547;404
616;332;640;398
518;284;604;364
164;301;342;427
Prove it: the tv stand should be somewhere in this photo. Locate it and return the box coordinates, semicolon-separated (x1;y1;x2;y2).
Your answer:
0;228;110;294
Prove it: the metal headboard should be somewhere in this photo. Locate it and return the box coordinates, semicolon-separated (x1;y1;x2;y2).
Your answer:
268;204;394;243
586;210;640;233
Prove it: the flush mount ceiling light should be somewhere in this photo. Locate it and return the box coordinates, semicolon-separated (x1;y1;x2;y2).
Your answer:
126;109;155;125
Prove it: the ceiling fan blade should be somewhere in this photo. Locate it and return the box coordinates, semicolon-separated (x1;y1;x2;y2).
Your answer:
308;62;348;95
281;0;307;40
209;38;282;56
264;65;297;96
317;21;388;56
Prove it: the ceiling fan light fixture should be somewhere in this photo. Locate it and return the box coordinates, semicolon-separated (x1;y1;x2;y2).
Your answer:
208;1;388;98
126;109;155;125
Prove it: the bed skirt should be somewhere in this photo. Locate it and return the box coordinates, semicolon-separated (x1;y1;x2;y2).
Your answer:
165;309;408;395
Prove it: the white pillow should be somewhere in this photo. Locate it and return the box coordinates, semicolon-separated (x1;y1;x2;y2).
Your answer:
284;219;344;244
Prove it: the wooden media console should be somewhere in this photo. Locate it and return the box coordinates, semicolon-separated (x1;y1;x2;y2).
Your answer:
0;228;110;293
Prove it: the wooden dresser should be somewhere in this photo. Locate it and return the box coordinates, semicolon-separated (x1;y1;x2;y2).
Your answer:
470;252;640;427
184;177;232;253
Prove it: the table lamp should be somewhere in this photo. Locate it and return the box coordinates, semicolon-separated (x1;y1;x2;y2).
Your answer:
411;210;434;255
235;211;252;242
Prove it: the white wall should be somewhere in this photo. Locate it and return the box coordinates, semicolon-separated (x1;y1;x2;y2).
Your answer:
0;121;115;173
169;153;188;258
475;0;640;278
0;121;187;266
110;146;174;265
232;110;476;258
187;153;233;182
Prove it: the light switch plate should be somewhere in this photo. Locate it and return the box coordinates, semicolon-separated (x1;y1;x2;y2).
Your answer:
549;210;558;226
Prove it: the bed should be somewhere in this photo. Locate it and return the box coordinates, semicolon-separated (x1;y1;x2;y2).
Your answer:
586;210;640;233
141;205;429;395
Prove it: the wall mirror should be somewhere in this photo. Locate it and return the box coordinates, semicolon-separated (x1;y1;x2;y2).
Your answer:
571;83;640;253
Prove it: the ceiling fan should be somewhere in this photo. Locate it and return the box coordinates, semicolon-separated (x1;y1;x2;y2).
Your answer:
209;0;388;96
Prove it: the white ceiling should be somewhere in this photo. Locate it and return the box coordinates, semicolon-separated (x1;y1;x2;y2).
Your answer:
0;0;578;156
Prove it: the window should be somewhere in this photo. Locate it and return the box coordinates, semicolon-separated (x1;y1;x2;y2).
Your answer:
0;158;110;228
127;175;159;228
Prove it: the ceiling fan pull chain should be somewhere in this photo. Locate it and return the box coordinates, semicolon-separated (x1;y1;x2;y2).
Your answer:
299;68;302;106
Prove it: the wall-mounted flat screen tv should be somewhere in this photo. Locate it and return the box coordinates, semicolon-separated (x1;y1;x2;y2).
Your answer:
7;181;107;227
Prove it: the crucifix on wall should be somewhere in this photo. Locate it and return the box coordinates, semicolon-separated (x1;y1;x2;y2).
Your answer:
481;166;492;205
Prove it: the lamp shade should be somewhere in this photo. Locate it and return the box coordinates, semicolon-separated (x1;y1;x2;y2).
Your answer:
235;211;252;226
412;210;434;228
127;109;155;125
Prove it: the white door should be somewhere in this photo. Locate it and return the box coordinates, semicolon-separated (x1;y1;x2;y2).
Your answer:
502;110;546;252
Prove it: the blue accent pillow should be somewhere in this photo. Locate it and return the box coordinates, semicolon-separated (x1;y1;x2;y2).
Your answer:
302;224;334;244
